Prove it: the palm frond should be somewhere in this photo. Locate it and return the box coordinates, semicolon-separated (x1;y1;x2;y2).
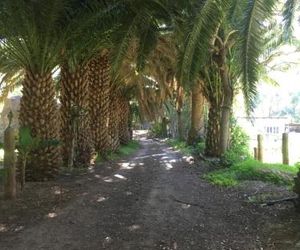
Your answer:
282;0;298;40
111;0;171;74
239;0;276;114
0;0;69;74
178;0;230;85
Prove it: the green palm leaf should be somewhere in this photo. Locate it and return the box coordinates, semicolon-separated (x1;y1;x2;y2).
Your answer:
179;0;230;85
239;0;276;113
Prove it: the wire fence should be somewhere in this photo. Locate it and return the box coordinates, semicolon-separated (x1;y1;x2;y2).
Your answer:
249;132;300;165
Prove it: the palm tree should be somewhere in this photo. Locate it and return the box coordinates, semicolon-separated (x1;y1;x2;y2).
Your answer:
60;62;92;167
0;0;68;180
177;0;280;156
59;0;115;167
89;51;111;155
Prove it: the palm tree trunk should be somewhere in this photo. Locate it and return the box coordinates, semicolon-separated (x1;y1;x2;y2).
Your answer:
118;96;131;144
60;63;92;167
176;84;184;140
218;49;233;155
205;105;221;157
19;72;61;181
187;82;205;145
89;52;111;155
108;89;120;152
177;110;184;140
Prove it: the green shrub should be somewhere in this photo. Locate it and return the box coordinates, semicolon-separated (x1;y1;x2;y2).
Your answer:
205;159;299;187
96;141;140;163
167;139;205;156
149;117;169;138
221;119;251;167
194;141;205;155
167;139;193;155
118;141;140;156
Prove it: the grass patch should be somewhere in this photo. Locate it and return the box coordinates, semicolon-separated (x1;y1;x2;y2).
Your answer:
167;139;205;156
96;140;140;163
167;139;193;155
204;159;299;187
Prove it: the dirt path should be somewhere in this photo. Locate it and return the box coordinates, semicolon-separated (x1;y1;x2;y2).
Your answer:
0;136;300;249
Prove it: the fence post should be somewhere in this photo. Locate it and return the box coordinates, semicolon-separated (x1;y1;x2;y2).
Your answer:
257;134;263;162
282;133;289;165
4;111;16;199
254;147;258;160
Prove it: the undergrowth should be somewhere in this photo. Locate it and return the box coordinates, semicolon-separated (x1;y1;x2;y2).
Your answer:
204;159;299;187
0;168;5;179
96;140;140;163
167;139;205;156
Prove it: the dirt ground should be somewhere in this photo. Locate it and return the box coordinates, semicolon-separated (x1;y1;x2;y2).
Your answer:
0;133;300;250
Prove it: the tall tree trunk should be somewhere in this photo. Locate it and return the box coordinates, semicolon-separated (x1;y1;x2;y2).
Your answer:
107;88;120;152
89;52;111;155
161;117;168;138
118;96;131;144
205;105;221;157
19;72;61;181
60;63;92;167
218;49;233;155
176;84;184;140
187;82;205;145
177;110;184;140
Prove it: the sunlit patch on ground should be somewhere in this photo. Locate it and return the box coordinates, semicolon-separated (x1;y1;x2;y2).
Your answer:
114;174;127;180
181;204;191;209
164;163;173;170
96;196;107;203
47;212;57;218
128;224;141;231
119;162;135;170
182;156;194;165
88;166;95;173
0;224;8;232
103;177;114;183
103;236;113;247
134;153;167;160
14;225;24;232
53;186;63;195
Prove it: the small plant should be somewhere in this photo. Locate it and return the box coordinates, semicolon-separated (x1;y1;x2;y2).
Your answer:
17;127;60;190
17;127;41;190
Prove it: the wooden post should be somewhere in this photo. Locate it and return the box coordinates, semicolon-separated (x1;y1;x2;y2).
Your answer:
4;111;16;199
254;147;258;160
282;133;289;165
257;134;263;162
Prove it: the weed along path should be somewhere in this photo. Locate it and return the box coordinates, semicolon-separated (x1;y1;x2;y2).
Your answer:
0;135;300;249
